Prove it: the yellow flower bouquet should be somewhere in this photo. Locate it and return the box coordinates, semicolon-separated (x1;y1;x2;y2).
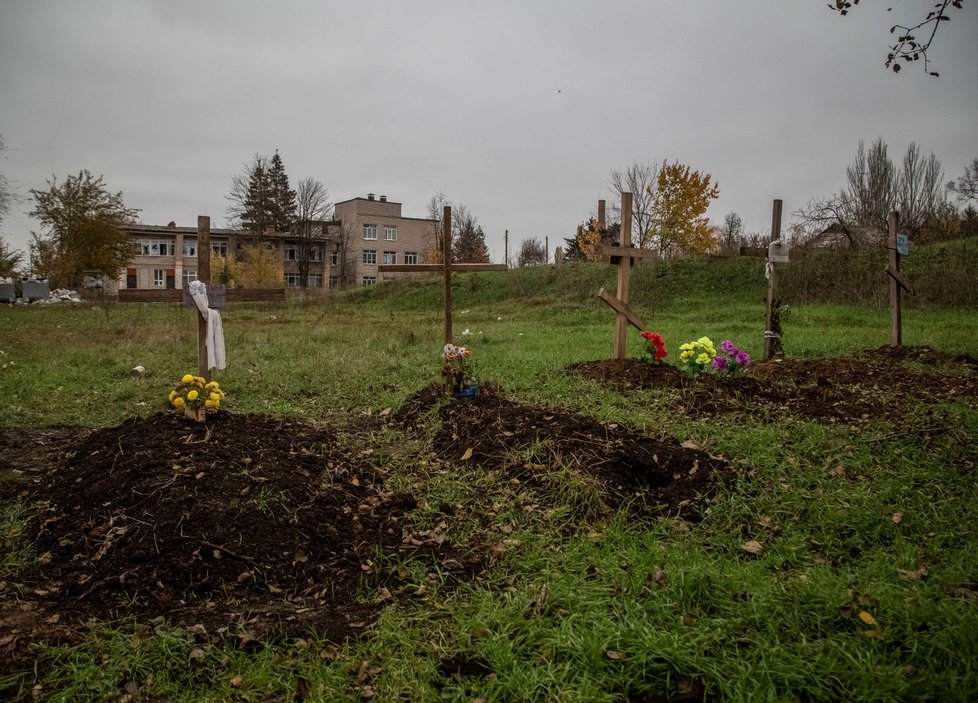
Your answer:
168;373;224;421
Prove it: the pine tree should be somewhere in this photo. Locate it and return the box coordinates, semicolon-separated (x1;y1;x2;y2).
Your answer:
267;151;297;233
241;160;272;233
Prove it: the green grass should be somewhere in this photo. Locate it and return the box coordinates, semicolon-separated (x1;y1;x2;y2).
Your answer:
2;258;977;701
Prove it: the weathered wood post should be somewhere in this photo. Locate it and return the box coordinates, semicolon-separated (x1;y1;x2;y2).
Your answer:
764;200;782;361
442;205;453;345
196;216;211;381
889;212;901;347
886;211;913;348
595;194;657;358
614;193;634;358
376;205;506;345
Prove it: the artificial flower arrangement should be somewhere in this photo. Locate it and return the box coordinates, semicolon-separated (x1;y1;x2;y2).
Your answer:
442;343;473;395
711;339;752;376
678;336;718;378
638;331;669;364
674;336;752;378
169;373;224;421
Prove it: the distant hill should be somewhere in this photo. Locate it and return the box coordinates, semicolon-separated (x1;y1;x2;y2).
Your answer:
343;237;978;311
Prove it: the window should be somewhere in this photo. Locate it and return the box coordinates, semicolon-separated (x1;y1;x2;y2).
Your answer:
362;276;377;286
153;269;165;287
329;275;339;288
285;273;301;288
182;270;197;287
382;251;396;265
384;225;397;241
308;273;323;288
183;240;197;257
308;246;322;261
363;224;377;240
139;239;175;256
330;251;338;266
284;245;298;261
212;241;228;257
362;250;377;265
404;251;418;265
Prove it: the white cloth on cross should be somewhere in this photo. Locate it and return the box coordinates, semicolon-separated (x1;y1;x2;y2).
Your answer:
188;280;226;371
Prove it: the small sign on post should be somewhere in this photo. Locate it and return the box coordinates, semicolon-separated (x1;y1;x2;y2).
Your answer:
896;232;909;256
767;240;790;263
182;283;226;309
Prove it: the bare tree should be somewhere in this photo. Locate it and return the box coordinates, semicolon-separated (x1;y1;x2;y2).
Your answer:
424;191;450;262
842;138;896;243
292;177;332;287
0;134;17;231
796;139;950;246
719;211;744;254
609;161;660;249
517;237;547;267
948;158;978;205
330;220;360;289
899;143;946;236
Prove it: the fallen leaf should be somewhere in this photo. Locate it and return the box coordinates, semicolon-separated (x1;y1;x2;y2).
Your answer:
741;540;764;555
891;512;904;524
230;676;243;688
681;439;701;450
605;649;627;661
858;611;877;626
897;566;928;581
861;629;883;640
460;447;474;461
758;516;774;529
37;551;53;565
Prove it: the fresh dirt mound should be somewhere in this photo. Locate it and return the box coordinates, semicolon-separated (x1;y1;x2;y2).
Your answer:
396;384;733;519
570;346;978;426
5;412;478;666
3;388;734;670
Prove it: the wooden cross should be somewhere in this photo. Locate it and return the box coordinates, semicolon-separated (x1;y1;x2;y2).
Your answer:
594;193;659;359
117;215;286;380
377;206;507;344
886;211;914;347
738;199;805;361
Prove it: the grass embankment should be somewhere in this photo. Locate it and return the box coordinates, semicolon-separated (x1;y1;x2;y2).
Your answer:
1;252;977;701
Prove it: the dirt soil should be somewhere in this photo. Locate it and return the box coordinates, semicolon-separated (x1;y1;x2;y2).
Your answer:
2;346;976;673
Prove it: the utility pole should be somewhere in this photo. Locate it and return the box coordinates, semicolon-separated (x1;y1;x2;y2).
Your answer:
504;229;509;267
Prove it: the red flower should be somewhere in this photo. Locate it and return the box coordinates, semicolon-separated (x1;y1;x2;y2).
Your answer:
640;330;668;362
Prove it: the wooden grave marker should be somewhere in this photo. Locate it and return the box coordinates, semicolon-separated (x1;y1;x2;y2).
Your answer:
377;205;507;343
594;192;659;359
886;210;914;347
738;199;805;361
117;215;287;380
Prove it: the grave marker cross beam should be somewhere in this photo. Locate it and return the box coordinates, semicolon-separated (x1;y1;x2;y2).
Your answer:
377;206;507;344
117;215;287;381
594;192;659;359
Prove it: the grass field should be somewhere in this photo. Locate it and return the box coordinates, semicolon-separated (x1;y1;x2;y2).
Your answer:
2;258;977;701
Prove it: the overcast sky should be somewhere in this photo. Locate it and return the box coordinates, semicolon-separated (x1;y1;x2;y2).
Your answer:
1;1;976;262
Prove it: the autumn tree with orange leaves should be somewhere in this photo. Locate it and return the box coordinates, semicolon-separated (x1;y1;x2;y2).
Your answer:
646;162;720;257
